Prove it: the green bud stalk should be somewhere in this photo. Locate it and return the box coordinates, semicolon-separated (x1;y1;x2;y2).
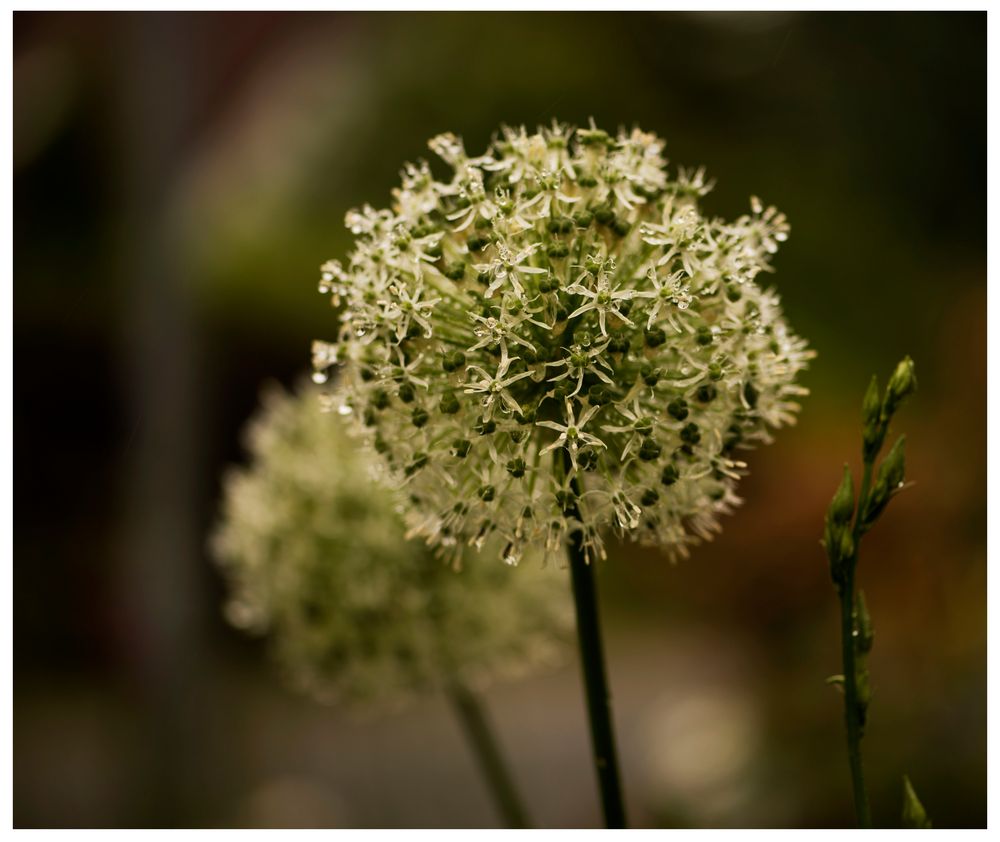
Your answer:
823;356;916;828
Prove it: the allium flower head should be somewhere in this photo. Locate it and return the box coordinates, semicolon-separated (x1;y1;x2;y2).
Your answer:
315;121;813;564
211;383;572;705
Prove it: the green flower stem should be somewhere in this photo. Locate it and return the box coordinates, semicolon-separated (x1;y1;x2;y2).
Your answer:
447;681;531;829
839;460;874;828
562;452;628;828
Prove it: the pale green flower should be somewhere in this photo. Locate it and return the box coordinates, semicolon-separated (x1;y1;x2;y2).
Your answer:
211;382;572;706
315;121;814;565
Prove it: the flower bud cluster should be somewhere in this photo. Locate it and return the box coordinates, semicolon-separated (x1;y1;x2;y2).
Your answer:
315;122;813;564
211;383;572;706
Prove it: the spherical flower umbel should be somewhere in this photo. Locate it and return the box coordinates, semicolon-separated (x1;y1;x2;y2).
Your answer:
315;121;813;565
211;383;572;705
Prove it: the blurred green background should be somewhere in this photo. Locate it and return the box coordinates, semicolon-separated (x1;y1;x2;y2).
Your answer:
14;11;985;828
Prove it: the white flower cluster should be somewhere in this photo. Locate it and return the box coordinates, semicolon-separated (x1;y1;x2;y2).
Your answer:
315;122;813;565
211;383;572;706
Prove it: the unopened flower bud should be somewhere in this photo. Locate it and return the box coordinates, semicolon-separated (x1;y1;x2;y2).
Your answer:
882;356;917;420
863;435;906;527
827;464;855;526
902;775;932;829
862;375;884;460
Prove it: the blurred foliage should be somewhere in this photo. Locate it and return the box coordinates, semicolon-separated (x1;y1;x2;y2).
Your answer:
14;11;984;828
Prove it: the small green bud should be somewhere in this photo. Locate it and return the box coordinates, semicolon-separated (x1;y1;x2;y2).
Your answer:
695;383;717;403
506;458;526;478
827;464;855;527
862;374;884;460
439;392;461;415
404;452;428;476
882;356;917;420
638;438;662;462
680;422;701;446
474;417;497;436
640;488;659;506
555;489;577;514
593;204;614;225
397;383;415;403
443;262;467;281
862;374;880;428
863;435;906;527
411;407;429;428
667;398;688;421
644;327;667;348
611;218;631;237
661;464;680;486
902;775;932;829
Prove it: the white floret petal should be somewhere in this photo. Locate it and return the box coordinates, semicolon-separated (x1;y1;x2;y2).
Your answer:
314;121;814;565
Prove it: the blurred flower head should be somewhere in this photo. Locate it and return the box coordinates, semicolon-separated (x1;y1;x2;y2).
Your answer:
314;121;813;564
211;382;572;706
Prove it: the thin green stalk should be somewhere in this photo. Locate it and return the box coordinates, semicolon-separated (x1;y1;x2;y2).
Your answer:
560;451;628;828
825;358;918;828
838;457;875;828
447;681;532;829
838;557;872;828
